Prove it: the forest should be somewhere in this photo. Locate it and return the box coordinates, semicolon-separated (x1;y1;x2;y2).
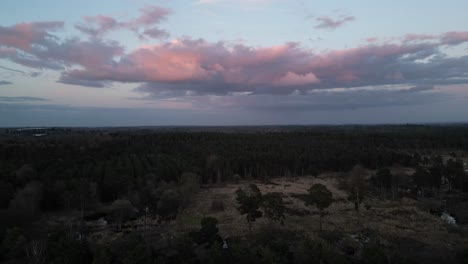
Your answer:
0;125;468;264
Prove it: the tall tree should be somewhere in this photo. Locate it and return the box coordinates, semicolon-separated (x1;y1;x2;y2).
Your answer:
374;168;392;200
192;217;221;246
446;159;466;191
261;192;286;225
349;165;367;211
235;184;263;235
413;166;431;196
429;156;444;196
305;183;333;231
157;189;181;222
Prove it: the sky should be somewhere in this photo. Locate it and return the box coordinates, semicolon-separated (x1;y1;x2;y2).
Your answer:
1;0;468;127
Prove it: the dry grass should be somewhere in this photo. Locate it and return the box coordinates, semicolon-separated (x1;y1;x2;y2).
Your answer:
175;174;468;250
45;173;467;250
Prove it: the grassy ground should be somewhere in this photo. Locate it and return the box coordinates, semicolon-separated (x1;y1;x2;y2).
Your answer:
175;174;468;252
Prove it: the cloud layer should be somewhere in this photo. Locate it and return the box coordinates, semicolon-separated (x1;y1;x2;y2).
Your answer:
1;5;468;113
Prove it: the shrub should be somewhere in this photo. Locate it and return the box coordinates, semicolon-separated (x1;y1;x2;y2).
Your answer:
110;232;152;264
46;231;92;264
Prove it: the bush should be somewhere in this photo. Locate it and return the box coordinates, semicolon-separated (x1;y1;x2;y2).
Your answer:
0;181;14;209
361;242;387;264
109;199;136;230
157;189;180;222
0;227;26;260
46;231;92;264
110;233;152;264
92;246;112;264
457;248;468;264
8;182;43;223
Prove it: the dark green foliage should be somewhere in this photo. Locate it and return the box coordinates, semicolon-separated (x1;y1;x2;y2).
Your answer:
46;231;92;264
413;166;430;186
349;165;367;210
306;183;333;231
235;184;263;234
0;227;26;261
374;168;392;199
306;184;334;211
171;234;198;264
157;189;180;222
0;181;14;209
92;246;112;264
293;238;325;264
294;237;349;264
457;248;468;264
446;159;467;190
361;242;388;264
7;181;43;224
261;192;286;225
109;199;136;229
192;217;222;246
361;242;410;264
110;233;152;264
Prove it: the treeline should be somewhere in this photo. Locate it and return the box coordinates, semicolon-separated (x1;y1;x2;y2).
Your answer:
1;126;468;212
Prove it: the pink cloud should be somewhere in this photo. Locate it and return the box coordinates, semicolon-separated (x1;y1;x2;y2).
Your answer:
365;37;379;43
61;40;318;87
2;17;468;97
60;34;468;93
0;21;64;50
441;31;468;45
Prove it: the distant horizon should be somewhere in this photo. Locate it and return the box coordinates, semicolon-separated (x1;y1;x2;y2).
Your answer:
3;122;468;129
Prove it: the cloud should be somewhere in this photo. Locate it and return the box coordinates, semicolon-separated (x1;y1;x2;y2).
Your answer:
2;15;468;111
74;5;170;40
75;15;118;37
60;40;323;91
441;31;468;45
314;14;355;30
141;27;170;40
273;72;320;86
178;84;444;113
58;75;108;88
195;0;272;5
0;25;124;71
0;21;64;50
0;96;49;102
0;80;12;86
57;33;468;95
129;6;171;27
